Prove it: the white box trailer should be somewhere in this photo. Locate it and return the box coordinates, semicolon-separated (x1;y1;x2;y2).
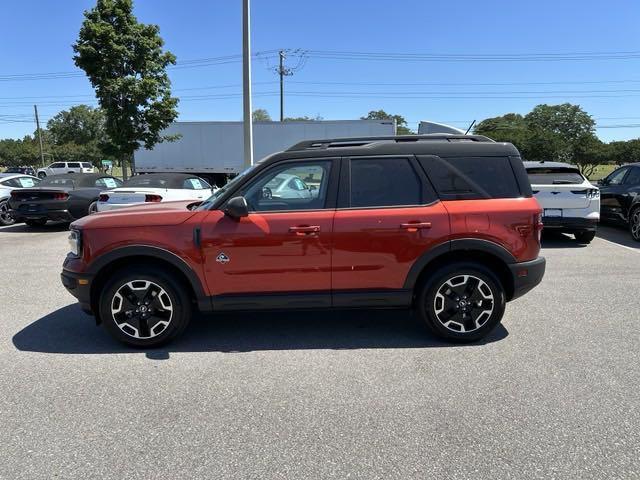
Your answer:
134;119;396;183
417;121;465;135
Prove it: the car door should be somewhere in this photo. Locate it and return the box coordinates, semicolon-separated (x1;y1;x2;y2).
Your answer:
619;167;640;220
600;166;630;222
200;159;338;305
332;156;450;304
49;162;65;175
67;162;81;173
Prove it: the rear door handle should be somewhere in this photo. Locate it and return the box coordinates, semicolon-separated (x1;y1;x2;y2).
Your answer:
289;225;321;235
400;222;432;230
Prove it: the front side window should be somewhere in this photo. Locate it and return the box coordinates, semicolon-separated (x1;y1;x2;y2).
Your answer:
350;158;422;208
95;177;122;189
16;176;39;188
606;167;629;185
50;163;64;169
240;161;331;212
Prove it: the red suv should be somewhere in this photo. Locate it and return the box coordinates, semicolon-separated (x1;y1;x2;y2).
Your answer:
61;135;545;347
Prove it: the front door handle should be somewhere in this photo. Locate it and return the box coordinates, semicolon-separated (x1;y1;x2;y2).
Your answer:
400;222;432;230
289;225;321;235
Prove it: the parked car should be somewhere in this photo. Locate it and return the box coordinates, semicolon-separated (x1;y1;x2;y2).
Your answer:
4;166;37;177
37;162;94;178
0;173;40;225
9;173;122;226
524;161;600;244
598;163;640;241
96;173;214;212
61;134;545;348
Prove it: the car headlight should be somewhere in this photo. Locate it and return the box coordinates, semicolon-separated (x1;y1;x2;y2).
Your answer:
68;229;82;257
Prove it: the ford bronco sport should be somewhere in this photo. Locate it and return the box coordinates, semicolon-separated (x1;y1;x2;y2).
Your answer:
61;135;545;347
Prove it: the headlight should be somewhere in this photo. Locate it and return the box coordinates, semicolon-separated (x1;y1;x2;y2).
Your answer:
68;229;82;257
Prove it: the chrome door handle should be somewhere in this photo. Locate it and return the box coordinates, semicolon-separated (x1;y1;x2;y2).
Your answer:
289;225;321;235
400;222;432;230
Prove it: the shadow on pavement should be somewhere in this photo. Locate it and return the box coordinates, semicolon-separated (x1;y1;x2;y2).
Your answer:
541;231;588;249
0;221;70;233
13;304;508;357
597;224;639;250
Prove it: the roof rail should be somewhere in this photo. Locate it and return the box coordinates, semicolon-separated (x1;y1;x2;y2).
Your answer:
286;134;494;151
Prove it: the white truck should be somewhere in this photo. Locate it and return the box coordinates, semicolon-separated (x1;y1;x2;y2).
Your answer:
134;119;396;185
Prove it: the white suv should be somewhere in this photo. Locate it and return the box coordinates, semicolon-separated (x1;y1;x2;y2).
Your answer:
525;161;600;244
37;162;94;178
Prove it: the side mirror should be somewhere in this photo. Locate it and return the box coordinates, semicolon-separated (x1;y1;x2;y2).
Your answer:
309;185;317;191
598;179;608;186
224;196;249;219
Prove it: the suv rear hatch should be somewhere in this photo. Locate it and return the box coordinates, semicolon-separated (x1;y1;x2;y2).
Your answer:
527;167;594;209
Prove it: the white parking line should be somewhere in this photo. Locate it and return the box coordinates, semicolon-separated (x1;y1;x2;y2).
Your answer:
596;236;640;254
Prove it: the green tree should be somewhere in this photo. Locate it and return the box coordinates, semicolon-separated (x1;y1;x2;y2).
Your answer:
73;0;179;178
474;113;530;153
252;109;272;121
361;109;412;135
284;115;324;122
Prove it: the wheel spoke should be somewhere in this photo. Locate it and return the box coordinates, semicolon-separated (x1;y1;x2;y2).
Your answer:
433;274;495;334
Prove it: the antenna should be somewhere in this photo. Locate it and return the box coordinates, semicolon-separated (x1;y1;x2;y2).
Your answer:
465;119;476;135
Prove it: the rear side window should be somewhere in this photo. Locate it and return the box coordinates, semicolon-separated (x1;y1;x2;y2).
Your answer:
350;158;422;207
419;156;521;199
527;168;585;185
624;167;640;185
68;162;81;168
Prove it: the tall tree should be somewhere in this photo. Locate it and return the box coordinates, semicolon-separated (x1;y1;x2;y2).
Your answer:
474;113;529;153
252;109;272;121
361;110;412;135
73;0;178;178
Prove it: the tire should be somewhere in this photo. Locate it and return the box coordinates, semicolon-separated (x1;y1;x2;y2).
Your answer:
88;201;98;215
0;200;15;226
417;262;506;343
574;230;596;244
629;207;640;242
24;218;47;227
99;266;192;348
37;172;46;179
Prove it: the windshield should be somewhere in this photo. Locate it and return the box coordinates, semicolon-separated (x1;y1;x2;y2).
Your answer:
527;168;585;185
196;165;257;211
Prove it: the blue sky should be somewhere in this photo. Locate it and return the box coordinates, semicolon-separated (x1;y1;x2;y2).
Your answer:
1;0;640;141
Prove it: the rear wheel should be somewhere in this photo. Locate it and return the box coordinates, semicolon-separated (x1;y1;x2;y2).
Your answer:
99;267;192;348
24;219;47;227
417;262;506;343
37;172;46;179
0;200;15;226
629;207;640;242
574;230;596;244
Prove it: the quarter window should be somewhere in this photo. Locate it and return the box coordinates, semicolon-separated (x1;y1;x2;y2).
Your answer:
349;158;422;207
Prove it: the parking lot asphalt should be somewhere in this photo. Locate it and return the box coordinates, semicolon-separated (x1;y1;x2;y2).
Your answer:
0;223;638;480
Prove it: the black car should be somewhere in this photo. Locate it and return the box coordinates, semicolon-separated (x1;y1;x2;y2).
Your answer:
4;166;37;177
8;173;123;226
598;163;640;241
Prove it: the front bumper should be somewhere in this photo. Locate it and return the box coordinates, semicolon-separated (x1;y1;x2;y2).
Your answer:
61;269;94;315
542;216;598;232
509;257;546;301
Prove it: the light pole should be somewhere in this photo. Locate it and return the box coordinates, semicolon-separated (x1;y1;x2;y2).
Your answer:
242;0;254;167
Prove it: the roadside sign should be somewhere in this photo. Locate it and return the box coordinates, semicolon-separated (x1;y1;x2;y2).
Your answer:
101;160;113;167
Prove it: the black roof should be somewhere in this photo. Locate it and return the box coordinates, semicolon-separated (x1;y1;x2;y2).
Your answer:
264;135;520;163
39;173;117;187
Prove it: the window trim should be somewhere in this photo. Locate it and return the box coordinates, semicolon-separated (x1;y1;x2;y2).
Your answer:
220;157;341;214
337;155;437;210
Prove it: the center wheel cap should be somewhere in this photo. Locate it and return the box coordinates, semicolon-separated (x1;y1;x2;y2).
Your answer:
139;305;148;313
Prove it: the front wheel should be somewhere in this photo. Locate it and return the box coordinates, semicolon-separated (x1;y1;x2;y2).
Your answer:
0;200;15;226
574;230;596;244
88;201;98;215
37;172;46;179
99;267;192;348
629;207;640;242
417;262;506;343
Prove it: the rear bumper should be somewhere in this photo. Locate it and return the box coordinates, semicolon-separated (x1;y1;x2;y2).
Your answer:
61;269;94;315
12;208;74;222
542;216;598;231
509;257;546;301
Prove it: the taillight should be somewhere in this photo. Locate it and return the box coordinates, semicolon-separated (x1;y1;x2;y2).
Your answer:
54;193;69;201
98;194;109;202
145;194;162;202
535;213;544;242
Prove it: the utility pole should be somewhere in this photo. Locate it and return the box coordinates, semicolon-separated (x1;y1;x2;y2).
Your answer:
34;105;45;167
242;0;254;167
279;50;285;121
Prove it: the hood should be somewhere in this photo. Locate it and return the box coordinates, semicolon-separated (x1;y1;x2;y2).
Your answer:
72;200;201;229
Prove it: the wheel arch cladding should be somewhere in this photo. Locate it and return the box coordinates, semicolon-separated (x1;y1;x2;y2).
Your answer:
88;247;209;322
405;240;515;301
